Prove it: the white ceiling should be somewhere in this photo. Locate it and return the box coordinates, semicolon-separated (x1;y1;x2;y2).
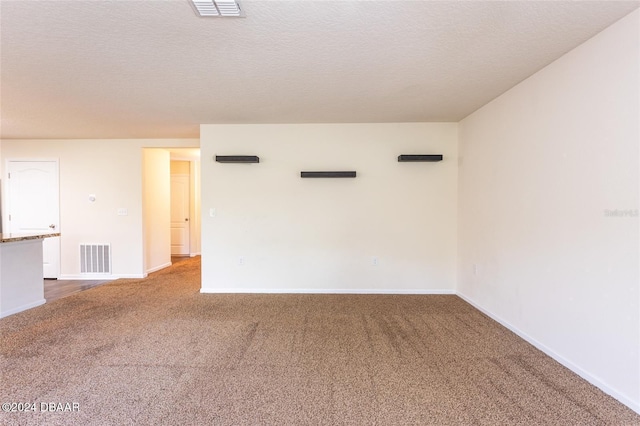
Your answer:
1;0;638;140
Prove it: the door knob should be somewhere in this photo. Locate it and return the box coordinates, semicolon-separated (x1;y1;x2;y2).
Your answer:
185;218;189;222
49;224;56;229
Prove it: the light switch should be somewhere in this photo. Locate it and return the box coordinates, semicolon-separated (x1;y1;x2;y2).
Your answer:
117;208;128;216
209;208;216;217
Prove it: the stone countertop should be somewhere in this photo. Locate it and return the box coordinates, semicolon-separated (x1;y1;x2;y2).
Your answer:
0;232;61;243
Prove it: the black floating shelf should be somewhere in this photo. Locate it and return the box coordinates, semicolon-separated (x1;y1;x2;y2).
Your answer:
398;154;443;162
215;155;260;163
301;171;356;178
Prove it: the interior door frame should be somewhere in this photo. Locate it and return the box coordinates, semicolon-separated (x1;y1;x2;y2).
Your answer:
4;158;61;278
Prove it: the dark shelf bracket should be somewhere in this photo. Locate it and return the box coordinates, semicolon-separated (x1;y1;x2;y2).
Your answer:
301;171;357;178
215;155;260;163
397;154;443;162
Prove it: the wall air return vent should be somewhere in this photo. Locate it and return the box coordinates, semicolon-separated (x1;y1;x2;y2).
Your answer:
80;244;111;274
398;155;443;162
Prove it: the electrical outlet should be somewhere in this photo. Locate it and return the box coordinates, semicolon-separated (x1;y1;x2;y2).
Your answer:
372;257;379;266
209;208;216;217
239;256;245;266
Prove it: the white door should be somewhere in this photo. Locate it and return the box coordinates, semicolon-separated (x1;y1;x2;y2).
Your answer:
7;160;60;278
170;174;190;256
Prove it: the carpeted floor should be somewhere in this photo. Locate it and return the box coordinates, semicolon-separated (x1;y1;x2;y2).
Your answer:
1;257;638;425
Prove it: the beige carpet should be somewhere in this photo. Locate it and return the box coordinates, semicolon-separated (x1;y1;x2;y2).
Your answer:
1;257;638;425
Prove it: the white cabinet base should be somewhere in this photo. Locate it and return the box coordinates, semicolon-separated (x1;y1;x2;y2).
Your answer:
0;239;46;318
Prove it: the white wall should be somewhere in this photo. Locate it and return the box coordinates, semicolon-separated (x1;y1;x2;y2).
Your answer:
1;139;198;278
201;123;458;293
143;149;171;273
458;10;639;411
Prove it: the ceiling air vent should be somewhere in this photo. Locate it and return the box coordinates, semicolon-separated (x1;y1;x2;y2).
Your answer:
190;0;244;17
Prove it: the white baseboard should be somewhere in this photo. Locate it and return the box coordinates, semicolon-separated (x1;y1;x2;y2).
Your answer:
190;252;201;257
58;273;146;280
456;291;640;415
200;288;455;295
146;262;172;274
1;299;46;318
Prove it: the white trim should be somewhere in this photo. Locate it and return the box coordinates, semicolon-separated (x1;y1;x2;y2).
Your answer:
59;273;145;280
146;262;172;274
456;291;640;415
200;288;455;295
190;252;201;257
0;299;46;319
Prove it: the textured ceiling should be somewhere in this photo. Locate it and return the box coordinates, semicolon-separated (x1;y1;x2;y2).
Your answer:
1;0;638;139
